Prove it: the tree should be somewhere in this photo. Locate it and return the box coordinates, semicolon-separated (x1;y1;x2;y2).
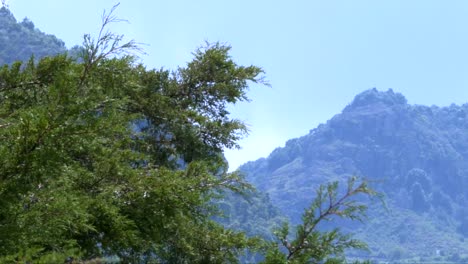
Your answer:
261;177;377;264
0;5;380;263
0;5;267;263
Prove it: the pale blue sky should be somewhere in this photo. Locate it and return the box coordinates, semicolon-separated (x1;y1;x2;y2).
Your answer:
8;0;468;170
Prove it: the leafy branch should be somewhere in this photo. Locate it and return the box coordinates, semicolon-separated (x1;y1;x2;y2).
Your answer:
80;3;144;86
263;177;380;264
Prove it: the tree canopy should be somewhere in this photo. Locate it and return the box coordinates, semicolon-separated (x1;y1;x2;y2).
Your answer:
0;6;376;263
0;7;268;262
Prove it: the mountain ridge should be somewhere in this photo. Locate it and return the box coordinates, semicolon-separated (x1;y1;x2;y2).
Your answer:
241;88;468;260
0;6;66;65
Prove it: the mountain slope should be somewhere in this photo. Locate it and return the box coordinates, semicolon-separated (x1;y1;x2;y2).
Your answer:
0;7;66;65
241;88;468;261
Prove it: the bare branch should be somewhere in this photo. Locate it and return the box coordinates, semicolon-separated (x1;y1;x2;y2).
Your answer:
79;3;146;86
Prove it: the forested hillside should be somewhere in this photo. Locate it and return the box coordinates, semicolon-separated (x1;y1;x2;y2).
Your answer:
241;88;468;262
0;6;66;65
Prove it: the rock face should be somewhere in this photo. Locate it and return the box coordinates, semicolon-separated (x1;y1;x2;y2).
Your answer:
241;88;468;259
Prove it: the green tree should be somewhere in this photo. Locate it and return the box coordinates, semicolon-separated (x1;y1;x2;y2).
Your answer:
0;5;267;263
0;5;380;263
261;177;376;264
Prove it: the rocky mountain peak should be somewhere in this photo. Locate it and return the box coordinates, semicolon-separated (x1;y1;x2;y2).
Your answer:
0;6;16;23
345;88;407;111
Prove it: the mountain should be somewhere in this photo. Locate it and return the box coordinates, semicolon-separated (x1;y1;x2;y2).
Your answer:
240;88;468;261
0;6;66;65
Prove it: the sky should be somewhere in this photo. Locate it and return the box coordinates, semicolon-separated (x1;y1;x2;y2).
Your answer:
6;0;468;171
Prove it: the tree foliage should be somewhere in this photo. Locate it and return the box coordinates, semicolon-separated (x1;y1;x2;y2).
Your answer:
0;6;380;263
261;177;376;264
0;6;267;262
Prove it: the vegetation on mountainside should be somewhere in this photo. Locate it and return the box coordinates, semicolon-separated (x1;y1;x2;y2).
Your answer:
0;6;66;65
241;89;468;262
215;190;286;241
